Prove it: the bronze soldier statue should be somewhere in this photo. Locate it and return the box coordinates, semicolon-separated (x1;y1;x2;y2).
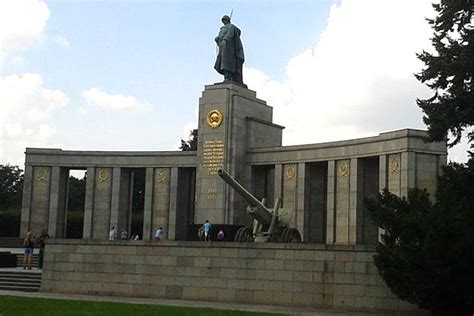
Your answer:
214;15;245;84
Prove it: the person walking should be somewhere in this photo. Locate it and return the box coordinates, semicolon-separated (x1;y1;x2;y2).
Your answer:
23;231;34;270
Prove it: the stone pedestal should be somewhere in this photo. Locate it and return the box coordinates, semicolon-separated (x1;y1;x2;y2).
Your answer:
194;83;283;226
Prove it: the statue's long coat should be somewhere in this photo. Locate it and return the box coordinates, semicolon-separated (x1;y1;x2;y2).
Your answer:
214;23;245;75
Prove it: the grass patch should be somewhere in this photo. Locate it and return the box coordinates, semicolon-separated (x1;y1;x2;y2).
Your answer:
0;296;281;316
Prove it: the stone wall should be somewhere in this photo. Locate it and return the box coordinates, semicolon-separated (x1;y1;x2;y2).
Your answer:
42;240;421;313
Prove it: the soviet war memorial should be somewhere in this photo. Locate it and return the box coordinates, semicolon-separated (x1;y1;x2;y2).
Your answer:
1;1;474;315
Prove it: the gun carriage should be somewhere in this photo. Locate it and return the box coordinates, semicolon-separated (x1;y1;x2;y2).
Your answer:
218;169;302;243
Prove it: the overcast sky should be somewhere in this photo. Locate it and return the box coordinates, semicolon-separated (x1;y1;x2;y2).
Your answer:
0;0;470;168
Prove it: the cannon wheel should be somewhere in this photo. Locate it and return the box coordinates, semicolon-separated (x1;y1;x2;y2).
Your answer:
282;228;302;243
234;227;254;242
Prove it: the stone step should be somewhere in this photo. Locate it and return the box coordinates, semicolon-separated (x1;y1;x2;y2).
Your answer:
0;284;40;292
0;279;41;286
0;270;42;292
0;273;42;280
16;254;40;268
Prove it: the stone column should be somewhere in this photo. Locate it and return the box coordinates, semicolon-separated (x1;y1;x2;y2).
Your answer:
378;155;387;241
387;153;402;196
274;164;283;200
29;166;52;236
167;167;178;240
92;167;113;239
348;158;358;244
110;167;130;234
326;160;336;244
296;162;306;239
83;167;95;239
47;166;68;237
282;164;298;228
335;160;350;244
142;167;154;240
19;165;34;237
152;168;171;239
379;155;387;192
401;151;416;197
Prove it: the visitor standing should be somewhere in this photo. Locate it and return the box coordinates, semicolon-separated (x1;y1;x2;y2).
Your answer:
217;229;225;241
203;220;212;241
154;227;163;243
23;231;34;270
109;226;117;240
37;229;49;269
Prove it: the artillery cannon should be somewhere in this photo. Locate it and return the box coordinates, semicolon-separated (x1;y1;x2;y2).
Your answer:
218;169;302;243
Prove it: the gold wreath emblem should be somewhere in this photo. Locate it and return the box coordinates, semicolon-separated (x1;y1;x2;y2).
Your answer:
35;168;48;181
390;158;399;173
207;109;223;129
157;170;167;183
286;166;296;180
97;169;109;182
338;161;349;177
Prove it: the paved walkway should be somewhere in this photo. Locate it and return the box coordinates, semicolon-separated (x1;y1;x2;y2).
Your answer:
0;289;413;316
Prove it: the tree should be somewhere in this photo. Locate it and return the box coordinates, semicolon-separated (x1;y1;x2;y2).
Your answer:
416;0;474;147
365;2;474;313
179;129;198;151
67;175;86;212
366;162;474;314
0;164;23;210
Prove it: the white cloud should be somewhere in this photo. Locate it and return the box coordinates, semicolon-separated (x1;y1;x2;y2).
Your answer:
82;88;151;111
246;0;440;152
51;35;69;49
8;56;25;67
0;73;68;166
0;0;50;63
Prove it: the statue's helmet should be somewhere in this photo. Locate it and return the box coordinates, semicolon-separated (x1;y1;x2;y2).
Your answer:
221;15;231;23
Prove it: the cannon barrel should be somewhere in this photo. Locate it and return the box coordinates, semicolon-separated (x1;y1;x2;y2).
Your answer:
218;169;273;225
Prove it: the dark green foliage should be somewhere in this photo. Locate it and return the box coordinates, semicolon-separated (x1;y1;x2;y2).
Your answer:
0;165;23;210
65;174;86;239
0;209;20;237
180;129;198;151
129;169;145;238
65;210;84;239
366;160;474;314
415;0;474;147
130;212;144;238
0;165;23;237
131;169;145;213
67;175;86;212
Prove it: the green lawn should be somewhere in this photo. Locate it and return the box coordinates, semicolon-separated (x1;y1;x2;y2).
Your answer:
0;296;283;316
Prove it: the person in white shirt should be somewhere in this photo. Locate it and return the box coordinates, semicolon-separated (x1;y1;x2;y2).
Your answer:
109;226;117;240
154;227;163;243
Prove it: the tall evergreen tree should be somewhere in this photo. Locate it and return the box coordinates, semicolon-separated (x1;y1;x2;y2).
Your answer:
366;162;474;314
416;0;474;147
